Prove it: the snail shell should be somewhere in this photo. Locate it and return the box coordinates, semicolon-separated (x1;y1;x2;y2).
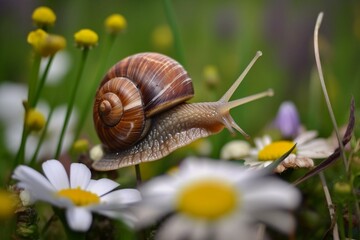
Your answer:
93;52;194;150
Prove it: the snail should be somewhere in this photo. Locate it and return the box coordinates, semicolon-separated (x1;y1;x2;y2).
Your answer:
92;51;273;171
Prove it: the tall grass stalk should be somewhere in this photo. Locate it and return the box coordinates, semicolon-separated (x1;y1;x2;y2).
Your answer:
162;0;186;66
55;49;89;159
313;12;348;171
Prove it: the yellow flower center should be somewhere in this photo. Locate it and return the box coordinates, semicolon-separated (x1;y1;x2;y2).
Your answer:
258;140;296;161
105;14;127;34
32;6;56;27
176;180;238;220
74;29;99;48
57;187;100;206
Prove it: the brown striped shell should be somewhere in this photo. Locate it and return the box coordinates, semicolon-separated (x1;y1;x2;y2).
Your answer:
93;52;194;151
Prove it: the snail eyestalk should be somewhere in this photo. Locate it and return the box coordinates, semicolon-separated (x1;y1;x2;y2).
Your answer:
220;51;262;102
218;50;272;139
219;89;274;138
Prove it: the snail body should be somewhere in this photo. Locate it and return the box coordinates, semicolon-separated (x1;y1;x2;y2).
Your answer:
92;51;272;171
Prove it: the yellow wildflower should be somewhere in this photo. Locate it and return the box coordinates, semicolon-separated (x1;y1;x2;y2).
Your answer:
203;65;220;89
27;29;66;57
105;14;127;34
25;108;46;132
0;190;16;220
32;6;56;28
72;139;90;153
151;24;173;50
74;29;99;49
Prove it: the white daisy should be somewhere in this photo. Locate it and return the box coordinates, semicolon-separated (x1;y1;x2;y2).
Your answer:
128;157;301;240
12;159;141;231
244;131;333;173
220;140;251;160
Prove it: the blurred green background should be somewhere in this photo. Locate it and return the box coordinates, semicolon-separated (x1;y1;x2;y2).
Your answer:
0;1;359;238
0;0;359;172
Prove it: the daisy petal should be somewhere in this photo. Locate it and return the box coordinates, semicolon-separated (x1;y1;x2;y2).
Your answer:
256;210;296;233
128;198;174;229
70;163;91;189
12;165;55;201
157;215;207;240
42;159;69;190
87;178;119;196
216;215;256;240
295;130;317;145
100;189;141;205
66;207;93;232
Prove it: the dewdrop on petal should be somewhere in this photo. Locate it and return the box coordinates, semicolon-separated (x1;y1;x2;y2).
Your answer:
105;14;127;34
32;6;56;28
74;29;99;49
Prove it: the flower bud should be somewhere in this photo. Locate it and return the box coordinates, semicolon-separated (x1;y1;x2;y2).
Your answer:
90;144;104;161
0;190;16;220
72;139;90;153
32;6;56;28
74;29;99;49
105;14;127;34
25;108;46;132
27;29;66;57
274;101;300;138
151;25;173;50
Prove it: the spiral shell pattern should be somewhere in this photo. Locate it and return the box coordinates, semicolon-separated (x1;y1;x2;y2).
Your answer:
93;52;194;150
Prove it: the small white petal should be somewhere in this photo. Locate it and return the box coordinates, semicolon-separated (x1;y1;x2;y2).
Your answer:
42;159;70;190
100;189;141;205
70;163;91;189
295;130;317;145
157;215;207;240
216;215;256;240
87;178;119;196
127;198;174;228
255;210;296;233
140;175;178;197
66;207;93;232
242;179;301;211
12;165;55;201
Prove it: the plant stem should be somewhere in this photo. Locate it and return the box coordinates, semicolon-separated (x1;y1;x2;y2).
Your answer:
28;53;42;107
32;55;54;107
74;34;117;141
13;123;29;168
313;12;348;171
30;106;54;167
55;49;89;159
12;52;41;168
162;0;186;66
319;172;339;240
135;164;142;187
